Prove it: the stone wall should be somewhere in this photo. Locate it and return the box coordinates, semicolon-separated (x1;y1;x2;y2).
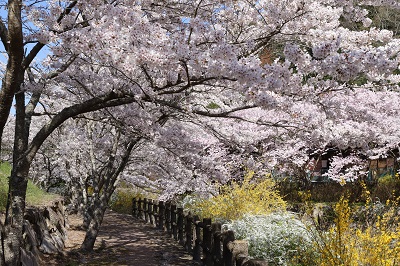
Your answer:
21;201;68;266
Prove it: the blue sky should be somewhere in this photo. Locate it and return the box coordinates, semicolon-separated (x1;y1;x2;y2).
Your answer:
0;7;52;115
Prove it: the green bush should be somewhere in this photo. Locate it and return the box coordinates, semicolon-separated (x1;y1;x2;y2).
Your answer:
371;174;400;201
109;188;143;214
277;178;364;203
277;174;400;204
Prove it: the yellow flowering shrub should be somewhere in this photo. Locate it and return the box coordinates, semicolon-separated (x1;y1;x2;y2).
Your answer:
193;171;286;221
309;196;400;266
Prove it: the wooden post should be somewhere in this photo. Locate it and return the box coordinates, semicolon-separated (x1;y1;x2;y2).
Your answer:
153;201;159;227
144;198;149;222
159;201;165;230
165;202;172;234
171;204;178;240
193;216;202;262
138;198;143;220
212;223;223;266
148;199;154;225
177;207;185;245
185;214;193;252
203;218;213;266
132;198;138;217
223;230;235;266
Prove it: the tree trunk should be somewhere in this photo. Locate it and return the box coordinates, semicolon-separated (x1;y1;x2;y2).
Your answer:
2;90;30;265
79;138;137;251
2;161;30;265
80;195;109;251
0;0;26;262
82;196;95;230
0;0;24;155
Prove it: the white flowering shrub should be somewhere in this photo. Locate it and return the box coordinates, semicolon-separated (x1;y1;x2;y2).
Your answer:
224;213;313;265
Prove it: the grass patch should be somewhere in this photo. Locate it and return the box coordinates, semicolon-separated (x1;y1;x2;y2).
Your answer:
26;180;61;206
0;162;9;212
0;162;60;211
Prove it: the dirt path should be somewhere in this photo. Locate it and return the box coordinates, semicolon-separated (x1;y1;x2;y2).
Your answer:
43;210;196;266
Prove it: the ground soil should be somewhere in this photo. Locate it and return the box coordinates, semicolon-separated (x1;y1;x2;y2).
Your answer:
42;210;196;266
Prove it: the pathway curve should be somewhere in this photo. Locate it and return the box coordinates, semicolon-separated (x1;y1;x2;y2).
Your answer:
43;210;196;266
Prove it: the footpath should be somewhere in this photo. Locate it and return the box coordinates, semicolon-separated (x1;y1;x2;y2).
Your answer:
43;210;195;266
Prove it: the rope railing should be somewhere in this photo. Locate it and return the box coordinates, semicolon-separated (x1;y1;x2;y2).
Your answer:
132;198;268;266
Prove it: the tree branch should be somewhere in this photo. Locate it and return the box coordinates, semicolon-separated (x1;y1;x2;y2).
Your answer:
46;55;77;79
26;91;136;164
0;20;8;51
22;1;78;70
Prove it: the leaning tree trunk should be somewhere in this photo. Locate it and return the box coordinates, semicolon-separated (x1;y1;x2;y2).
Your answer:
80;139;136;251
80;194;109;251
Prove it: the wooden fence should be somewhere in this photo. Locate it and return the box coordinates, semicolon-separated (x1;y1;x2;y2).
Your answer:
132;198;268;266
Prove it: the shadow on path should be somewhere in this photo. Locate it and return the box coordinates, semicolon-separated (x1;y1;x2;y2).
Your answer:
43;210;196;266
